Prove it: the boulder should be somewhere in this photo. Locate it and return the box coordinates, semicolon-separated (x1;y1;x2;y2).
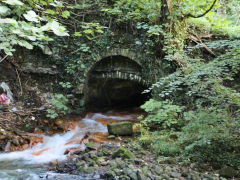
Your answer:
107;121;133;136
112;146;135;159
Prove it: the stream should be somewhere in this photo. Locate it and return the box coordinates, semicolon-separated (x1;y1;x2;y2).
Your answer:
0;110;141;180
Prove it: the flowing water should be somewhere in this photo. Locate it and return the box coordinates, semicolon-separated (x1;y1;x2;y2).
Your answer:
0;110;142;180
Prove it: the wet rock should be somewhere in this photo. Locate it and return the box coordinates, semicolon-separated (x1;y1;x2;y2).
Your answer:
78;166;94;174
219;178;227;180
89;152;98;160
85;142;100;151
4;141;11;152
170;172;181;178
73;149;84;155
219;166;238;178
89;159;97;167
154;166;163;175
33;127;43;134
133;158;144;165
114;168;123;176
165;166;172;173
98;158;108;166
159;174;170;180
92;174;101;179
109;160;117;167
142;166;151;177
190;172;201;180
22;143;29;150
19;139;24;145
107;135;116;139
137;170;147;180
157;156;176;164
49;160;59;166
112;146;135;159
201;174;215;180
107;122;133;136
55;120;64;130
82;154;90;161
97;147;111;157
12;138;19;146
71;155;79;163
76;160;86;167
13;129;24;136
128;171;138;180
180;167;189;177
0;135;5;141
101;170;116;179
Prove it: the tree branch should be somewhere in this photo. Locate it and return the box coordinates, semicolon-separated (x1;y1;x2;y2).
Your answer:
0;55;8;63
184;0;217;18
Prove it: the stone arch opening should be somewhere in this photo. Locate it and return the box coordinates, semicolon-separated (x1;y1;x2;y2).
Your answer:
84;55;149;110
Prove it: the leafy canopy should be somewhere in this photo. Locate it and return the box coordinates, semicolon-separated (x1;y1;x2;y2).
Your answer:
0;0;69;56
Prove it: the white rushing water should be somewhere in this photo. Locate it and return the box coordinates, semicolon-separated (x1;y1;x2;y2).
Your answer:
0;127;84;180
0;112;132;179
0;128;80;164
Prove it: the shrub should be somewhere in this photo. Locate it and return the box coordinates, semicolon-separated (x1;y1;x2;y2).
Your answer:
46;94;71;119
141;99;184;130
143;109;240;168
179;109;240;167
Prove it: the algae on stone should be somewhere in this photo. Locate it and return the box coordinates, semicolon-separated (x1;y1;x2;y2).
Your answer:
107;121;133;136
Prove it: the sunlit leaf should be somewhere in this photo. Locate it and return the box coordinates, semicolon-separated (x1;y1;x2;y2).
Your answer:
17;40;33;49
0;6;10;15
3;0;23;6
0;18;18;25
23;10;39;23
73;32;82;37
61;10;70;18
41;20;69;36
46;9;56;15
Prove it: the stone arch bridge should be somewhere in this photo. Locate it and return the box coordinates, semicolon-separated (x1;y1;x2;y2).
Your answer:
83;48;150;109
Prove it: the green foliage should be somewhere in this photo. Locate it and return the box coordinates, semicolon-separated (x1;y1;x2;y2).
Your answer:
147;109;240;167
186;0;240;38
134;121;152;147
179;109;240;166
102;0;162;23
180;0;219;16
46;93;70;119
152;132;180;156
141;99;184;130
139;39;240;168
188;15;240;38
0;0;69;55
73;22;105;40
59;82;72;89
147;44;240;111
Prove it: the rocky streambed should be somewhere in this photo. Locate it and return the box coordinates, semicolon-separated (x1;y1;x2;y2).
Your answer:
52;139;237;180
0;109;238;180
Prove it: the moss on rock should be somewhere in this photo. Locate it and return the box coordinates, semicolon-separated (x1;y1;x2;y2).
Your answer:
107;121;133;136
112;146;135;159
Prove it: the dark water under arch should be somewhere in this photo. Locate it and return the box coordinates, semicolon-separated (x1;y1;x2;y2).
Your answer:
84;55;149;110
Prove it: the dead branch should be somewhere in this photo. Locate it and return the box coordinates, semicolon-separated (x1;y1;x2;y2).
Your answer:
188;35;215;56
